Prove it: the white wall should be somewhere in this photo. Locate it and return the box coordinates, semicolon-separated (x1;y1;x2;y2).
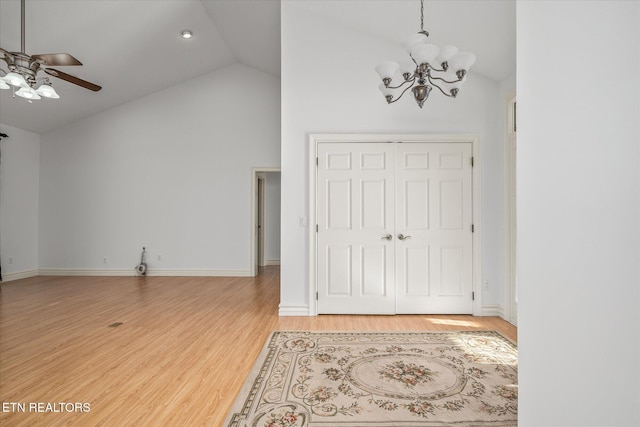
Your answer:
38;63;281;274
265;172;281;264
0;124;40;280
281;3;506;314
517;1;639;425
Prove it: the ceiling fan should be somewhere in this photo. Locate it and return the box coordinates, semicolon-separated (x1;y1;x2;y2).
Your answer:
0;0;101;100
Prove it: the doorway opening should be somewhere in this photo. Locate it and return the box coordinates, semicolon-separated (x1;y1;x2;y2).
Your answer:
250;168;281;277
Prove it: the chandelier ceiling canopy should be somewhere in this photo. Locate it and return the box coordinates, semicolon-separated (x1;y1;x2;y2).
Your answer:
375;0;476;108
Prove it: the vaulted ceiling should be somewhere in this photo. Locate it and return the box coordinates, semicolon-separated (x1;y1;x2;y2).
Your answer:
0;0;514;134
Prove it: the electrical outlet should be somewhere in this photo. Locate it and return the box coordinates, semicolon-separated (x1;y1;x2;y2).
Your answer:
157;255;162;262
103;257;108;264
483;280;490;290
8;257;13;264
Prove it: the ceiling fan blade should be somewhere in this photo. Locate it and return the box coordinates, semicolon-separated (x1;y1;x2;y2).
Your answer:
32;53;82;66
44;68;101;92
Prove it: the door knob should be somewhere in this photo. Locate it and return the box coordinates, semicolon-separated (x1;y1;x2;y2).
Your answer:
381;234;393;240
398;234;411;240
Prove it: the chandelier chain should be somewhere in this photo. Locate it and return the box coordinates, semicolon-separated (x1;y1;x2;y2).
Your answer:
420;0;424;32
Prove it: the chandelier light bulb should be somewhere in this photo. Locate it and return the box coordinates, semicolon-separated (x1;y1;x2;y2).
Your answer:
434;45;459;70
411;44;440;66
0;78;10;90
401;33;428;54
375;61;399;82
448;52;477;74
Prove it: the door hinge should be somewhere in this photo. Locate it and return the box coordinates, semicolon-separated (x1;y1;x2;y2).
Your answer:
472;291;475;301
316;157;319;166
471;224;475;233
316;292;319;300
471;157;475;167
316;224;318;232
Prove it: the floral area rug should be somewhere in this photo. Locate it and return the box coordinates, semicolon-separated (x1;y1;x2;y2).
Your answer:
224;331;517;427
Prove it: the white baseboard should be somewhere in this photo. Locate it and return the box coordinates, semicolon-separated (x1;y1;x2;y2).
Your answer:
479;304;505;318
1;269;39;282
264;260;281;266
38;269;251;277
146;269;251;277
39;269;135;276
279;305;310;316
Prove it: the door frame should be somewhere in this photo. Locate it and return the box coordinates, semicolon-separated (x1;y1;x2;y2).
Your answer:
308;134;482;316
256;174;266;268
503;95;518;325
250;167;281;277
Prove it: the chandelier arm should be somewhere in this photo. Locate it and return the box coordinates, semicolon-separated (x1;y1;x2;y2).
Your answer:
386;75;417;90
427;78;455;98
387;81;418;104
428;74;463;85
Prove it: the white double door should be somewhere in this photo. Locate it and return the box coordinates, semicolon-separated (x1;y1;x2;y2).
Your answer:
316;142;473;314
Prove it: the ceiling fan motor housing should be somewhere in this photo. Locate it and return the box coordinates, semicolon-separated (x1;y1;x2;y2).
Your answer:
3;52;41;86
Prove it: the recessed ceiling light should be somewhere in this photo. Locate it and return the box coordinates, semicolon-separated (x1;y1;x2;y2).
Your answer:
180;30;193;40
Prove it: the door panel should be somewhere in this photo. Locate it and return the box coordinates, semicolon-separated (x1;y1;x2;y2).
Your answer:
361;246;388;295
327;180;352;229
440;246;464;295
439;180;463;229
404;245;430;296
361;180;386;229
317;143;396;314
404;180;429;229
327;245;351;295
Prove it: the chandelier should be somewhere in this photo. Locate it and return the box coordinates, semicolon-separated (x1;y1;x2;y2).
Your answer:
375;0;476;108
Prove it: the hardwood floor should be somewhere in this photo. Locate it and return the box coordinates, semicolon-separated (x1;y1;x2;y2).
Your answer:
0;266;516;426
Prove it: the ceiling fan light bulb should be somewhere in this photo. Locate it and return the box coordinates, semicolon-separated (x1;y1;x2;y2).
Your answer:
4;72;28;88
36;84;60;99
180;30;193;39
16;87;41;100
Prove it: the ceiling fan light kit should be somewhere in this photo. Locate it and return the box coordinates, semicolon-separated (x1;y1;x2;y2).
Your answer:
375;0;476;108
0;0;101;102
